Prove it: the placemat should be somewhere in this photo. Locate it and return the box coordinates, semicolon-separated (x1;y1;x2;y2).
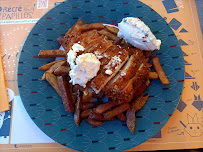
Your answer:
0;0;202;151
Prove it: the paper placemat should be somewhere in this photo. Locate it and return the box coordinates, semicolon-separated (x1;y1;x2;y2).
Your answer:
0;39;9;113
0;0;202;151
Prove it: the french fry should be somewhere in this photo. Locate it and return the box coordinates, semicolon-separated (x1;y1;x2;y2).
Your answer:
38;59;66;71
121;42;133;48
45;72;61;97
113;38;125;45
57;76;74;113
152;56;169;85
143;51;152;58
104;103;130;119
126;108;136;134
74;90;82;127
81;109;92;119
73;84;85;93
113;38;123;45
82;102;100;110
117;112;127;121
65;19;83;35
68;81;77;105
54;66;70;75
105;25;119;34
132;94;149;113
82;89;94;103
38;50;66;57
82;30;98;36
98;29;119;41
71;24;82;34
149;72;158;80
89;112;104;121
41;61;66;80
81;23;104;32
57;37;64;44
57;37;66;49
95;102;118;114
103;117;116;121
86;118;104;126
71;92;77;105
146;63;152;68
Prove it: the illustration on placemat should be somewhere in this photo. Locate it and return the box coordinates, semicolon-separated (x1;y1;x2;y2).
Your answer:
162;0;179;14
191;82;200;91
0;110;11;144
0;88;14;144
0;112;5;129
180;114;203;137
192;95;203;111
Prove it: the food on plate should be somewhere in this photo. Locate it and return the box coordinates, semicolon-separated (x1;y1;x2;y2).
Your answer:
134;79;150;97
74;90;82;127
41;60;66;80
81;23;104;32
91;45;129;94
57;76;75;113
126;94;149;134
81;109;92;119
149;72;159;80
67;46;101;88
89;112;104;121
104;103;130;119
38;59;66;70
66;19;83;35
131;94;149;113
99;29;120;41
94;101;118;114
118;17;161;51
152;56;170;85
105;25;119;34
38;18;169;134
81;101;100;110
143;50;152;58
117;112;127;122
38;50;67;57
126;107;136;134
86;118;104;126
54;66;70;75
45;72;62;97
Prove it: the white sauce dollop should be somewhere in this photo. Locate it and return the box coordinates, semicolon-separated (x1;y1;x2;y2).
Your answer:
118;17;161;51
67;43;101;87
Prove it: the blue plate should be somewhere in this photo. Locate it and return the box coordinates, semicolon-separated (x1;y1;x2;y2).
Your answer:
17;0;184;151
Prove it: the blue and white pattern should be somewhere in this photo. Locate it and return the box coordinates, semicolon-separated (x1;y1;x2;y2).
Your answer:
0;103;11;144
0;88;14;144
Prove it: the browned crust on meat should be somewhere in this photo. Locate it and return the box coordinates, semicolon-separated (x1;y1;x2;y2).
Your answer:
105;54;143;98
91;46;129;94
117;63;150;103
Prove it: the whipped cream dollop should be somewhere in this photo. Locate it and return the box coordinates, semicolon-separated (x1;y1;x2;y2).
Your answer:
118;17;161;51
67;43;101;87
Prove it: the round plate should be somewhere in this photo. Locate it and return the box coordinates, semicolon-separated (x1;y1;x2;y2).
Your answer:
18;0;185;151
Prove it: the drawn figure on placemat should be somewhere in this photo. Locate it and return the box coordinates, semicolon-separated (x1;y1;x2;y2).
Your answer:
0;110;11;144
182;113;203;137
0;112;5;129
0;88;14;144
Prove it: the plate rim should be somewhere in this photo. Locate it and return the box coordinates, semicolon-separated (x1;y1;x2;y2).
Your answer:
17;0;185;151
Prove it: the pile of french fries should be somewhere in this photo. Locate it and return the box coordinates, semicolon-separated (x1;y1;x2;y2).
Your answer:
38;19;169;134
